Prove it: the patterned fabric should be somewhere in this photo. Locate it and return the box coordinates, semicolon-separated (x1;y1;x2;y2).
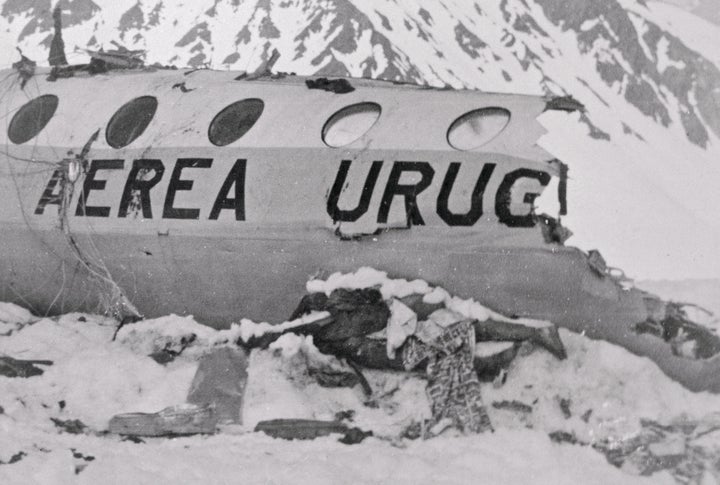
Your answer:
402;320;493;435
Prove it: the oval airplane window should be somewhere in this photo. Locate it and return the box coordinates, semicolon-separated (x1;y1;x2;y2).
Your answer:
208;98;264;146
8;94;59;145
447;107;511;150
322;102;381;148
106;96;158;149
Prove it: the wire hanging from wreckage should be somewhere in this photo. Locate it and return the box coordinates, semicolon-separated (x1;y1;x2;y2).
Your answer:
55;130;143;327
3;8;201;327
2;4;144;326
3;57;142;329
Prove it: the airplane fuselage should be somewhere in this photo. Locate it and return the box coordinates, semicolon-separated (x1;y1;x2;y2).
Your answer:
2;67;718;392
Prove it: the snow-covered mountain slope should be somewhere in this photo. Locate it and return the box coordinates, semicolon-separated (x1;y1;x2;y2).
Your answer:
647;1;720;68
654;0;720;27
1;0;719;280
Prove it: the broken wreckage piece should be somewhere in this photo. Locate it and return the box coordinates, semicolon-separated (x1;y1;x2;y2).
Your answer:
109;404;218;437
305;77;355;94
635;299;720;360
187;347;248;424
109;347;249;437
0;356;53;378
254;419;372;444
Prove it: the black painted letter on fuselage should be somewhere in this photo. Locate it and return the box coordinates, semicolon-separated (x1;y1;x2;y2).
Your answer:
209;159;246;221
118;159;165;219
162;158;213;220
437;162;496;226
327;160;383;223
75;159;124;217
495;168;551;227
378;161;434;226
34;168;65;215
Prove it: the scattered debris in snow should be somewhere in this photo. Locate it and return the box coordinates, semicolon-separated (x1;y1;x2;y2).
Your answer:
1;270;719;484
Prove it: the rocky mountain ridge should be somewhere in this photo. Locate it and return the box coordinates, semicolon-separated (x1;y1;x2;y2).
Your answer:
2;0;719;149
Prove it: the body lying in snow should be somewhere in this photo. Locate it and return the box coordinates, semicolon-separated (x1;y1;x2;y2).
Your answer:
242;288;567;383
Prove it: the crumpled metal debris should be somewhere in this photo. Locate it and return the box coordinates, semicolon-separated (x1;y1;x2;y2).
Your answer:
0;356;52;378
492;400;533;414
109;404;217;437
12;49;35;89
538;213;573;245
148;334;196;364
545;95;585;112
307;366;360;389
255;418;372;444
48;5;68;66
305;77;355;94
587;249;609;276
187;347;248;424
110;347;249;436
586;249;630;283
554;416;720;484
45;41;146;82
86;41;145;69
171;82;195;93
235;48;281;81
51;417;88;435
636;300;720;360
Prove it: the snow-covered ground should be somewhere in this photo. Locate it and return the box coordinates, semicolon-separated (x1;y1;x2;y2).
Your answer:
2;0;720;281
2;270;719;484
